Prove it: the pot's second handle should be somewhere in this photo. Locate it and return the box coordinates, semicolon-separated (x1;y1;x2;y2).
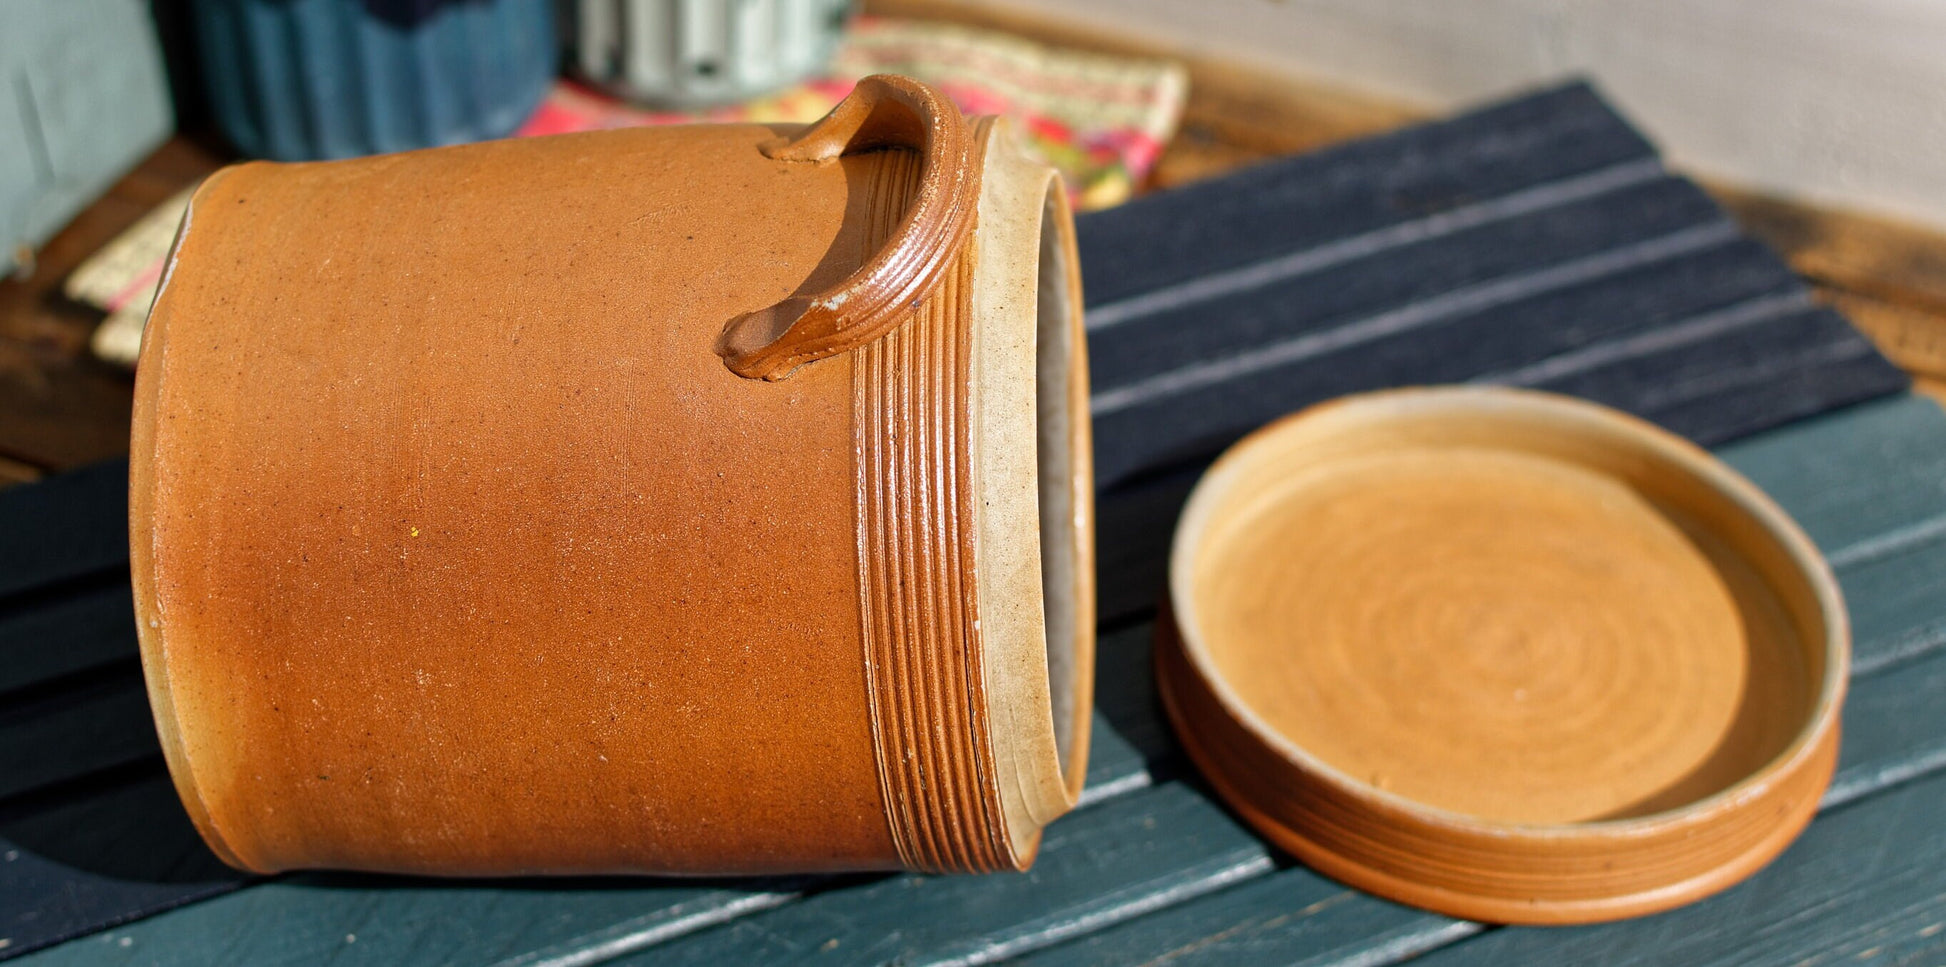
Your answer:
714;75;975;380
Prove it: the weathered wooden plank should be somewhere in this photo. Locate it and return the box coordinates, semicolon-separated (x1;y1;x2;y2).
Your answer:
672;501;1946;966
22;465;1938;957
29;872;807;967
1826;644;1946;809
0;533;1173;961
1410;769;1946;966
1076;83;1655;308
1016;869;1462;967
1831;536;1946;675
14;392;1941;962
0;600;1154;961
602;782;1271;967
1016;640;1946;967
1721;395;1946;556
648;616;1946;967
0;459;127;601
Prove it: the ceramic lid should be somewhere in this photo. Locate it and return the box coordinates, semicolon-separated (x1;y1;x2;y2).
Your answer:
1159;386;1848;924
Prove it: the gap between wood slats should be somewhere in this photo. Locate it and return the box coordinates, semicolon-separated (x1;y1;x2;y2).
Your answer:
12;397;1946;964
613;631;1946;967
598;459;1946;966
1007;638;1946;967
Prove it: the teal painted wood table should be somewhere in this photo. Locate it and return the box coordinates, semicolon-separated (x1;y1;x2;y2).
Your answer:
5;84;1943;965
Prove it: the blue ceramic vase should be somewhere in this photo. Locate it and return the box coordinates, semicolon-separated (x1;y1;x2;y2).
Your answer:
193;0;556;160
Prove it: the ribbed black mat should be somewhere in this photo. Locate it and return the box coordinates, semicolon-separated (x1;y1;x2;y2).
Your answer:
0;82;1908;959
1081;82;1905;490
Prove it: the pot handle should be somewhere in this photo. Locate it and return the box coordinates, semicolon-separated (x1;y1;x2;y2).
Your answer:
714;75;975;380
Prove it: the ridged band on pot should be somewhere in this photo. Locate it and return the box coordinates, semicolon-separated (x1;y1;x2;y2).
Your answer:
130;76;1092;876
1158;387;1847;924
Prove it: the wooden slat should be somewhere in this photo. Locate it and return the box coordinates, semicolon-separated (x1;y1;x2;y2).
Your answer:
610;783;1271;967
1018;864;1462;967
1016;636;1946;967
1720;395;1946;549
1409;774;1946;966
4;699;1155;963
666;599;1946;967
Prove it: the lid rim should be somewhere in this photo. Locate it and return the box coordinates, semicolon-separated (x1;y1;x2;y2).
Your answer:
1160;386;1849;922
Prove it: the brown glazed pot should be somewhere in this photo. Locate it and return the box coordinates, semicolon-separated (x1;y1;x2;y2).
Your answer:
130;75;1095;877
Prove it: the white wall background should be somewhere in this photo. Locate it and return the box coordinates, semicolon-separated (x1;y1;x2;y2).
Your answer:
978;0;1946;231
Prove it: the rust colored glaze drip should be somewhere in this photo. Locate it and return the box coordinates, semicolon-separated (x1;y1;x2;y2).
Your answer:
854;144;1012;873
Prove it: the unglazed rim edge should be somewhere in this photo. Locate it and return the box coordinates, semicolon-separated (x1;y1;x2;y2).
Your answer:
969;116;1094;867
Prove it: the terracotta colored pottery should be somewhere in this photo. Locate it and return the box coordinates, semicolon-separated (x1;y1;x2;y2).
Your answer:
1160;386;1847;924
130;76;1095;877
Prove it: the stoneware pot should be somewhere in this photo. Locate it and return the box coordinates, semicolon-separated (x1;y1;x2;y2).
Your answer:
131;75;1095;877
1159;386;1847;924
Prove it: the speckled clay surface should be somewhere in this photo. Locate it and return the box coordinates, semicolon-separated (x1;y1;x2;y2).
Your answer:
130;76;1093;878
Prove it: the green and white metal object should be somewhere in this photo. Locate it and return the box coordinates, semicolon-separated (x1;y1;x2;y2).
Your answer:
571;0;856;109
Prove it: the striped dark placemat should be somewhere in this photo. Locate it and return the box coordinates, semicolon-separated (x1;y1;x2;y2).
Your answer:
1081;82;1904;490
